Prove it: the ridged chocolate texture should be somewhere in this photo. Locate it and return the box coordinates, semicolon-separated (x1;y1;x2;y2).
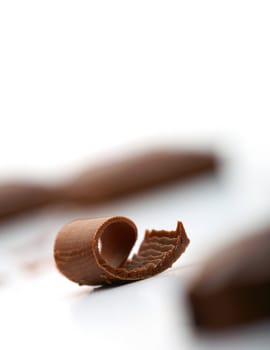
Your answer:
54;216;190;285
188;228;270;331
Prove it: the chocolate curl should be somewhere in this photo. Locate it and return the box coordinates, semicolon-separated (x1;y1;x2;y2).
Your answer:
54;216;190;286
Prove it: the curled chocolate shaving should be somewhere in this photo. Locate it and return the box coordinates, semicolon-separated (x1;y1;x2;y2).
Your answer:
188;228;270;331
54;216;190;286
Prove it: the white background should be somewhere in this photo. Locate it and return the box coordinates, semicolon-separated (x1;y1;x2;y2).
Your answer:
0;0;269;179
0;1;270;349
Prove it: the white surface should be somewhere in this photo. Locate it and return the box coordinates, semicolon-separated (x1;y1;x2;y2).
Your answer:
1;1;270;349
1;162;270;350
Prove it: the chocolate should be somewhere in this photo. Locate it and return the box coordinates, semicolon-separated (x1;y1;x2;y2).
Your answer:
188;228;270;331
0;183;56;221
0;149;218;222
54;216;190;285
64;150;218;204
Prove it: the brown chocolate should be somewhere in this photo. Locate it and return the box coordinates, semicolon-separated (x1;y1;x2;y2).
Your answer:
0;183;56;221
54;216;189;285
0;149;218;222
188;228;270;331
64;150;217;204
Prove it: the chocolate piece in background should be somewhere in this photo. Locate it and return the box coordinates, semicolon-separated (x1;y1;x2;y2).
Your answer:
187;227;270;331
54;216;189;286
0;183;58;221
0;149;218;223
63;150;218;204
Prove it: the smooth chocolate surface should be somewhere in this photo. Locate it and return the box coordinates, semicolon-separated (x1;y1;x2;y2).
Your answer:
0;149;218;222
54;216;190;285
0;183;56;220
188;228;270;331
64;150;218;204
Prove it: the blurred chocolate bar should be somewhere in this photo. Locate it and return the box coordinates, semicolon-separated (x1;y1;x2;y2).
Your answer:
0;183;57;221
63;149;218;204
188;227;270;331
0;149;218;222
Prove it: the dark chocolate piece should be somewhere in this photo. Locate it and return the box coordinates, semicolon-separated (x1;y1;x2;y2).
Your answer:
54;216;189;285
188;228;270;331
